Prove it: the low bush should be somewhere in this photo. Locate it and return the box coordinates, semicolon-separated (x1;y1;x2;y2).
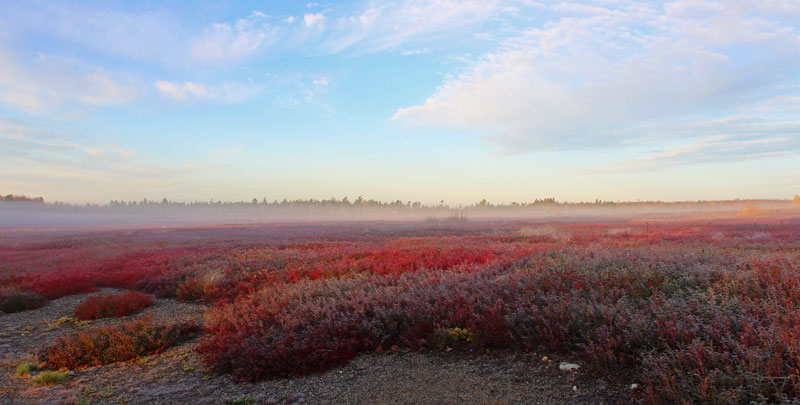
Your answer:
40;316;200;369
73;291;154;320
198;245;800;403
32;370;68;385
0;288;47;313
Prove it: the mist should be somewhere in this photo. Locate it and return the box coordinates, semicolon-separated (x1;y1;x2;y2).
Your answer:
2;197;798;230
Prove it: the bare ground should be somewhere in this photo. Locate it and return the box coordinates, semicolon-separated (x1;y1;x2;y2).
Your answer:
1;291;634;404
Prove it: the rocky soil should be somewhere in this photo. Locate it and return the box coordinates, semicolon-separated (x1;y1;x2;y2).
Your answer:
1;291;633;404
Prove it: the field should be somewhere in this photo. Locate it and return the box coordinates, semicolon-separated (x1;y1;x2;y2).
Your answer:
2;217;800;404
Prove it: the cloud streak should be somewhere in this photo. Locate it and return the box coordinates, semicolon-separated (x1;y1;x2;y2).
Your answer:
153;80;261;103
592;136;796;173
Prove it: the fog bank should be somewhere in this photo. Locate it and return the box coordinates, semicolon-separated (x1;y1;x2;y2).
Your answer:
2;198;798;229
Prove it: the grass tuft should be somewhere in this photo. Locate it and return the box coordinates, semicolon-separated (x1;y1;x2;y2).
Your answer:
15;362;38;377
32;370;68;385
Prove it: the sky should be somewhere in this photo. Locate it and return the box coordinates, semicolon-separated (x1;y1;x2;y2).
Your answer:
0;0;799;205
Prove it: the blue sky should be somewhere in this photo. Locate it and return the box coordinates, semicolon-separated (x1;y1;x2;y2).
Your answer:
0;0;798;204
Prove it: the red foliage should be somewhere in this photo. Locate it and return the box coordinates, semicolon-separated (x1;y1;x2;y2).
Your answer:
3;219;800;402
73;291;154;320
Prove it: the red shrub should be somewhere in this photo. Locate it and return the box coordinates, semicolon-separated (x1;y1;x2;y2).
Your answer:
5;220;800;403
73;291;154;320
40;316;199;369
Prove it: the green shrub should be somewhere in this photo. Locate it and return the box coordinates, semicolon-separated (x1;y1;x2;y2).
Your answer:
32;370;68;385
435;327;474;347
15;362;38;377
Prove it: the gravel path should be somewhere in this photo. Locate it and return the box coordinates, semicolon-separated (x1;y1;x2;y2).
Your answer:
1;291;633;404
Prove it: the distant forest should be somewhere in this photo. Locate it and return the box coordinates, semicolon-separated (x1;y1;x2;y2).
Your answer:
4;194;797;209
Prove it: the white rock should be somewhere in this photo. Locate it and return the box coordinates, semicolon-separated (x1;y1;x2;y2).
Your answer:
559;362;580;372
541;356;549;362
572;385;578;391
631;383;640;390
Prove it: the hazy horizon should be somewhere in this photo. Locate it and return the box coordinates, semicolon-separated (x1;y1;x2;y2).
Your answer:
3;192;799;206
1;1;799;204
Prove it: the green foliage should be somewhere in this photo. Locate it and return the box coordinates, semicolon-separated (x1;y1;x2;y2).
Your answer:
15;362;38;377
46;316;90;331
32;370;68;385
435;327;474;347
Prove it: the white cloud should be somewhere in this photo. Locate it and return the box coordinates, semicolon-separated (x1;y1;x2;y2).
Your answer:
154;81;191;101
304;13;326;28
393;0;800;155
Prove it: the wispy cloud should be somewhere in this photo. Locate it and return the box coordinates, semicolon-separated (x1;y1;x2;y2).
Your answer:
274;79;330;109
2;1;505;66
0;49;138;112
311;0;503;53
153;80;261;103
586;106;800;172
0;118;216;186
0;117;138;170
191;11;278;62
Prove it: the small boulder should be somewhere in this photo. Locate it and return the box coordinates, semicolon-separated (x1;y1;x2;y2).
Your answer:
559;362;580;372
